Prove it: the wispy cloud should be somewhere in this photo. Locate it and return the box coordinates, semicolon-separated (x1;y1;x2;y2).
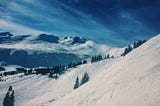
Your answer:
0;19;45;35
0;0;159;45
0;0;117;43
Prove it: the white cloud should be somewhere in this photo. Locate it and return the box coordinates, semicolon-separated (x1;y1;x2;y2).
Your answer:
0;19;45;35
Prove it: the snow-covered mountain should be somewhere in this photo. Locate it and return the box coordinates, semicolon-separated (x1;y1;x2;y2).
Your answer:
0;32;123;67
0;34;159;106
49;34;160;106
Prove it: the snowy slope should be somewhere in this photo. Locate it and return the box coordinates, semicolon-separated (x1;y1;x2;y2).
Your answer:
48;34;160;106
0;58;116;106
1;33;159;106
0;34;159;106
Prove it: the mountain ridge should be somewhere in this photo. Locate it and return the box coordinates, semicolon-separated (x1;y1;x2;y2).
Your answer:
0;32;123;67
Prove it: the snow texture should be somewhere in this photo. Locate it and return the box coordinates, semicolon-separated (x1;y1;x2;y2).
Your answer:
49;34;160;106
0;34;159;106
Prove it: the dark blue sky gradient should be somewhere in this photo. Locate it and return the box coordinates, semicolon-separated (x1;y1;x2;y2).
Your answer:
0;0;159;46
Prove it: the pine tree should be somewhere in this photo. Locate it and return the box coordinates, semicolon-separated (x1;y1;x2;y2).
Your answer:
68;62;73;68
73;77;79;89
133;42;137;48
3;92;9;106
8;85;12;91
128;45;132;52
121;45;133;56
91;56;94;63
80;72;89;86
107;54;110;58
82;60;87;64
3;85;15;106
49;72;53;78
98;55;103;61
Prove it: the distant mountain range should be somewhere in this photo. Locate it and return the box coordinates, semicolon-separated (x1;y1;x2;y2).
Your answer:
0;32;123;68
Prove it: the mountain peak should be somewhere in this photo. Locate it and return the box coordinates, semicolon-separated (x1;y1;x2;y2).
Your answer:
35;34;59;43
0;32;14;37
61;36;87;45
72;36;86;44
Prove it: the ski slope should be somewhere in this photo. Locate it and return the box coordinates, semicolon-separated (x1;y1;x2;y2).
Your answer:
0;58;116;106
48;34;160;106
0;34;159;106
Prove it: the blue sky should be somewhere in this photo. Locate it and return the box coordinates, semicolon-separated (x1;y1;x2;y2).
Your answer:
0;0;159;46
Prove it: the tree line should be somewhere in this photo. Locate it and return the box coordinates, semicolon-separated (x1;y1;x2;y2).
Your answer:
91;54;113;63
1;53;113;80
121;39;146;56
14;59;88;79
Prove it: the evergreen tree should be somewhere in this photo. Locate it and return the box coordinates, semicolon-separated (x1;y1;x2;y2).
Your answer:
128;45;132;52
3;85;15;106
49;72;53;78
3;92;9;106
72;62;76;67
121;45;133;56
133;42;137;48
91;56;95;63
68;62;73;68
91;55;103;63
107;54;110;58
80;72;89;86
73;77;79;89
98;55;103;61
8;85;12;91
82;60;87;64
54;68;58;79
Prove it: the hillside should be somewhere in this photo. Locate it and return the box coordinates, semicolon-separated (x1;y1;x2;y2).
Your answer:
0;58;116;106
0;33;159;106
48;34;160;106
